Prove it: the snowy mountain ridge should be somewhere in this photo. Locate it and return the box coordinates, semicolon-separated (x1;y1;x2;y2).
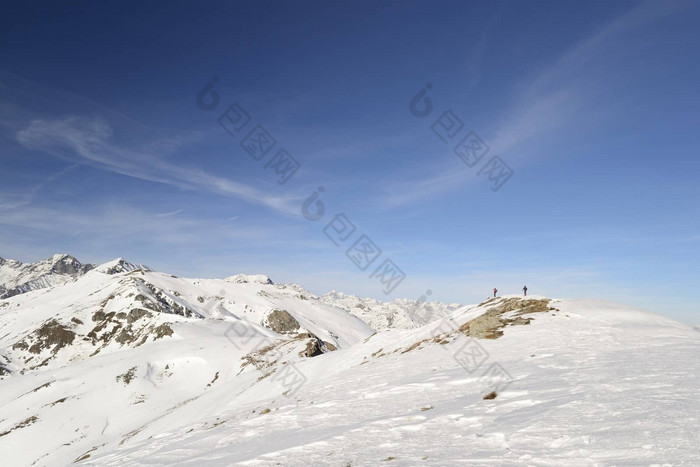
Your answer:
320;290;462;330
93;257;150;275
0;254;698;466
0;254;94;299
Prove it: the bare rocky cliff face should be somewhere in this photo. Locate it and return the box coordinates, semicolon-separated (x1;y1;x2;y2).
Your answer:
0;254;95;299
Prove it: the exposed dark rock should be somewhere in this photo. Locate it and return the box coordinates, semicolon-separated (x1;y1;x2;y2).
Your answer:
25;320;76;354
324;341;337;352
0;415;39;437
127;308;152;323
206;371;220;387
298;336;337;357
401;338;430;354
136;282;200;319
299;339;324;357
116;366;138;385
0;288;21;299
460;298;551;339
29;381;52;393
263;309;300;334
12;341;29;351
153;323;174;340
115;328;136;344
50;255;94;275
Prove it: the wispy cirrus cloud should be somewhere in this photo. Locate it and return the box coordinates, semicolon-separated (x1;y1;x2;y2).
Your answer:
382;161;472;208
380;1;683;208
0;164;79;211
0;202;306;247
14;116;302;215
155;208;184;218
488;0;682;157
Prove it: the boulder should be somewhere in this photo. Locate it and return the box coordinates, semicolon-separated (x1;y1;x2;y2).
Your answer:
263;309;300;334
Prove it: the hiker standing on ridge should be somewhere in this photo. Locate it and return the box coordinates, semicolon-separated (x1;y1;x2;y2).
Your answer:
493;288;497;297
523;285;528;296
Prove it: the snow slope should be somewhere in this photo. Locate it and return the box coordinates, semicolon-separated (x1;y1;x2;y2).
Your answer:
0;259;698;466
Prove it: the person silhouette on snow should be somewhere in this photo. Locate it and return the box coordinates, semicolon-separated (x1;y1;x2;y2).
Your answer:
523;285;528;296
493;288;497;297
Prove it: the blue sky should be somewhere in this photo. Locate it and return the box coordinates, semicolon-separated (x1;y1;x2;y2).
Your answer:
1;1;699;322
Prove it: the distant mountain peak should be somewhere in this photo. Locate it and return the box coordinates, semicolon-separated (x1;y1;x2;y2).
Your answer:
49;254;93;275
94;258;150;275
51;253;75;262
224;273;273;285
0;253;95;299
320;290;460;330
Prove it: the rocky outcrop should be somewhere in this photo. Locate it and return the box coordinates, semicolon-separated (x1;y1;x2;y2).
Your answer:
12;319;76;356
460;298;555;339
8;285;181;372
127;279;201;319
298;335;337;357
262;309;300;334
86;295;175;350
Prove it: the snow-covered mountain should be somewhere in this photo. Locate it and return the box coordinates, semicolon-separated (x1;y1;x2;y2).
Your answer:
1;255;698;466
0;254;95;299
320;290;461;330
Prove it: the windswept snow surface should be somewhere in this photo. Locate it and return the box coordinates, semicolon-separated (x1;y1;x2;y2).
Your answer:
0;259;698;466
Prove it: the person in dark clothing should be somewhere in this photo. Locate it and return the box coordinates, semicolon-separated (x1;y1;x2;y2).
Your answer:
523;285;528;296
493;288;497;297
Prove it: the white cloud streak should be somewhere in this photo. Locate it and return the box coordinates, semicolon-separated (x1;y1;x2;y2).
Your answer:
381;1;682;208
14;116;303;215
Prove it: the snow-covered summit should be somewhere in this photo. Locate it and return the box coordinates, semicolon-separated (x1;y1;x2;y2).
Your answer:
93;257;150;275
224;273;273;285
0;253;94;299
320;289;461;329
